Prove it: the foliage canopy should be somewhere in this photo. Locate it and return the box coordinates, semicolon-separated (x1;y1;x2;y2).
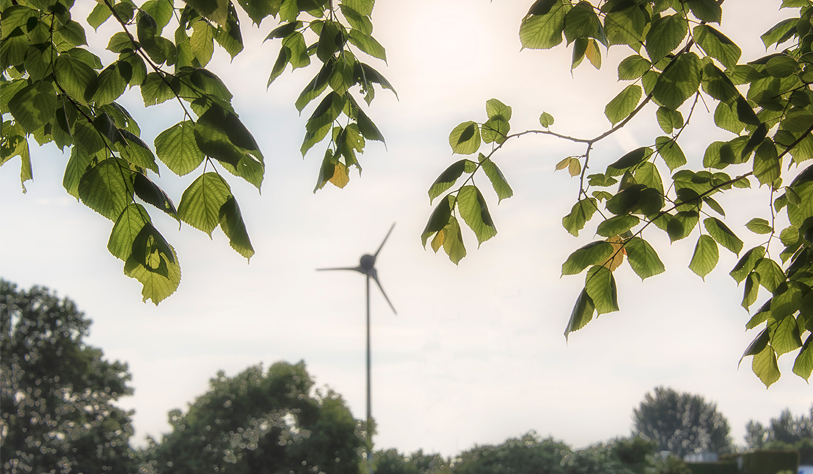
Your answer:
141;361;364;474
0;280;136;474
2;0;813;386
632;386;732;458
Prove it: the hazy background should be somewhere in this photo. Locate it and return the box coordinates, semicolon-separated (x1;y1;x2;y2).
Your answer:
1;0;810;456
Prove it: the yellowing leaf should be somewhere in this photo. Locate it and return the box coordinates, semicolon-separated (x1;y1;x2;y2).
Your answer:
329;161;350;188
603;236;626;272
568;158;581;177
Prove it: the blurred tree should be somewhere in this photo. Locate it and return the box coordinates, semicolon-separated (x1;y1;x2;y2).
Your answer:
0;280;137;474
144;361;363;474
632;387;732;458
562;437;655;474
373;448;450;474
745;405;813;464
451;431;571;474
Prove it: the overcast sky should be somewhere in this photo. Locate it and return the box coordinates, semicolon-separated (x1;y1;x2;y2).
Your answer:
1;0;811;457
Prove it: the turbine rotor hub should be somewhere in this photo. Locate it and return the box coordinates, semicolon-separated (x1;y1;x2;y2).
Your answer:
360;254;375;271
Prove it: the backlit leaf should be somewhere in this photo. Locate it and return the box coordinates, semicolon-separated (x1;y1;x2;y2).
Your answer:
645;14;688;63
457;185;497;246
746;218;772;235
689;234;718;280
78;159;135;221
428;159;477;203
177;172;232;236
480;156;513;203
449;121;481;155
605;84;642;125
792;335;813;380
704;217;743;255
752;344;781;388
625;237;665;280
562;241;613;276
730;246;766;284
562;198;598;236
520;1;570;50
564;289;595;341
585;265;619;315
617;55;651;80
596;214;639;237
155;121;205;176
219;196;254;260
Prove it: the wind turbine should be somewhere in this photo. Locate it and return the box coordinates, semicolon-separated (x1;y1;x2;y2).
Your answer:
316;223;397;473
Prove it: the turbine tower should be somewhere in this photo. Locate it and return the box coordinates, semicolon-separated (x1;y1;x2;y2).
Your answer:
316;223;397;473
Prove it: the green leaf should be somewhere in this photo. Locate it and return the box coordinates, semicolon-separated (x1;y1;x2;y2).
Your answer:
792;335;813;380
742;272;761;309
605;5;646;48
428;159;476;203
730;246;766;284
88;3;113;30
607;147;649;175
449;121;481;155
563;2;604;45
596;214;639;237
519;0;570;50
667;211;699;242
704;217;743;255
562;241;614;276
746;218;773;235
713;102;745;134
191;20;215;66
564;289;595;341
441;216;467;265
177;172;232;236
87;63;128;105
356;107;385;143
457;185;497;246
348;30;386;61
8;81;57;133
771;282;804;319
185;0;230;25
752;344;781;388
755;258;785;294
562;198;598;236
108;203;150;261
701;63;739;105
78;158;135;221
618;55;651;80
754;140;780;186
133;173;178;219
686;0;722;23
740;328;770;367
694;25;741;69
655;136;687;171
652;52;701;110
421;194;453;247
481;117;510;144
480;156;514;203
645;14;688;63
768;317;802;356
605;84;642;125
155;121;205;176
63;147;94;199
539;112;555;127
317;21;344;62
689;234;719;280
219;196;254;260
761;18;797;49
486;99;512;121
625;237;666;280
585;265;619;315
196;103;262;159
656;107;684;135
124;239;181;305
341;5;372;34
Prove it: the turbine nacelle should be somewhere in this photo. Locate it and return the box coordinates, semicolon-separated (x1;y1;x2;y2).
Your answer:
316;223;397;315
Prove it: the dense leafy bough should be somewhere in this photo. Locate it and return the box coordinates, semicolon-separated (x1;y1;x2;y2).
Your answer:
422;0;813;386
0;0;393;303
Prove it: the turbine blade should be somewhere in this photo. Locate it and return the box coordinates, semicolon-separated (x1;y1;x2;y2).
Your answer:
373;223;396;258
371;269;397;315
316;266;364;273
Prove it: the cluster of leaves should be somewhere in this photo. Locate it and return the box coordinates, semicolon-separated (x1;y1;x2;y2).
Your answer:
140;361;364;474
423;0;813;386
0;0;391;304
0;280;137;474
